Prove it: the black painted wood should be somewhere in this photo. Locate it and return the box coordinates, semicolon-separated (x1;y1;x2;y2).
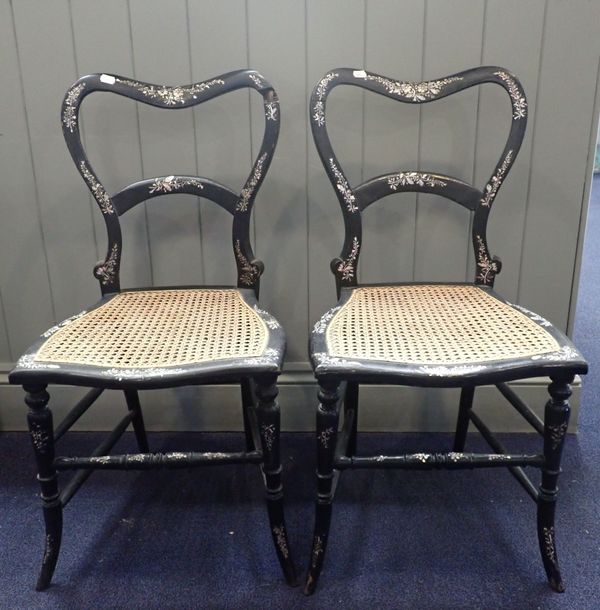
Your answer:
305;66;588;594
9;69;294;590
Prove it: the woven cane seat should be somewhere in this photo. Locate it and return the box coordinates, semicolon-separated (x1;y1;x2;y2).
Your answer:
32;289;273;370
313;285;580;374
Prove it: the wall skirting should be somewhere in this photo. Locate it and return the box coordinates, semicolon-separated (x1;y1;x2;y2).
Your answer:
0;365;580;433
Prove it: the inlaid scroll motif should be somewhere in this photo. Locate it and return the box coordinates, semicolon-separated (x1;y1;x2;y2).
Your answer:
42;310;87;338
313;72;338;127
265;102;278;121
547;422;568;450
509;303;552;327
116;78;225;105
17;354;60;370
329;159;358;213
337;237;360;281
254;306;281;330
481;150;513;207
475;235;498;285
234;240;259;286
418;364;487;376
366;75;463;101
149;176;204;194
261;423;276;451
313;352;361;368
29;422;50;451
388;172;447;190
80;161;114;215
311;536;324;568
318;427;334;449
313;307;341;334
101;367;185;380
531;346;580;362
272;526;290;559
249;73;264;88
238;153;268;212
542;526;557;565
494;71;527;119
95;243;119;286
63;83;86;132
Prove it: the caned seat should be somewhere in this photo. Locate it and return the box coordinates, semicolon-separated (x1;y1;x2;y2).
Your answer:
9;69;296;591
11;288;284;389
311;284;584;385
304;66;588;595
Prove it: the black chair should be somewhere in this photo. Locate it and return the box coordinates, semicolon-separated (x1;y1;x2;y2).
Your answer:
304;66;587;594
9;69;296;590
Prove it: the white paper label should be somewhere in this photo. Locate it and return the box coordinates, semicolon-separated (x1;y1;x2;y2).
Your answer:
353;70;367;79
100;74;116;85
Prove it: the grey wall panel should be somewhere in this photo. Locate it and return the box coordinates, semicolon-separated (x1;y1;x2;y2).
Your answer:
307;0;366;326
0;290;12;362
129;0;204;287
0;1;55;357
71;0;151;289
247;0;309;362
1;0;598;381
469;0;546;301
519;0;600;330
11;0;98;322
188;0;251;287
360;0;424;284
414;0;485;283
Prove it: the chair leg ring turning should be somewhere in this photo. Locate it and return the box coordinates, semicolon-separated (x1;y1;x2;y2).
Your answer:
25;385;63;591
537;376;572;593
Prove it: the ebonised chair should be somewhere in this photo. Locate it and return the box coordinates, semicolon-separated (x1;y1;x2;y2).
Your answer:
304;66;587;594
9;69;296;590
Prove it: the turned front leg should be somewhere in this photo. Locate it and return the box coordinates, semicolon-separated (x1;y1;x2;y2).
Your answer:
254;375;297;586
25;384;63;591
537;375;573;592
304;380;341;595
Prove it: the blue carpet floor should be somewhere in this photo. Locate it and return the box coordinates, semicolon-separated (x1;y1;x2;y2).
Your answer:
1;177;599;609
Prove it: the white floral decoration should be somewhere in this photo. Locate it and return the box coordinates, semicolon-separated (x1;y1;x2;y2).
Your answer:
17;354;60;370
418;364;487;376
366;75;463;101
481;150;513;207
102;367;185;380
388;171;447;190
313;72;338;127
531;346;580;362
116;78;225;105
313;307;341;334
494;71;527;119
63;82;86;132
80;160;114;215
149;176;204;194
42;310;87;338
329;158;358;213
238;153;267;212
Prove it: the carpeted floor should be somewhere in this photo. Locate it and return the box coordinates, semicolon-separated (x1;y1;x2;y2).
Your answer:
0;177;598;609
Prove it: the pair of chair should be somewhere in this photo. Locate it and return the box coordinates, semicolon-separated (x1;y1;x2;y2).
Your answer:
9;67;587;596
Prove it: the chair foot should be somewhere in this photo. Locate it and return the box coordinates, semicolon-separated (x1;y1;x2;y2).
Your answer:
25;385;63;590
537;376;572;593
304;381;341;595
254;376;297;585
36;503;63;591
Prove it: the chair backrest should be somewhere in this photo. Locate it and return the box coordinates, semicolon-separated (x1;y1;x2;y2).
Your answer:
62;69;280;296
309;66;527;295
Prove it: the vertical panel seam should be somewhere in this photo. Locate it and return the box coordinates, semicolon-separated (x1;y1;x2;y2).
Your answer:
305;0;311;332
245;0;257;249
466;0;488;281
412;0;428;281
516;0;548;304
185;0;205;283
0;287;14;362
68;0;100;261
127;0;155;286
9;1;58;323
566;54;600;335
